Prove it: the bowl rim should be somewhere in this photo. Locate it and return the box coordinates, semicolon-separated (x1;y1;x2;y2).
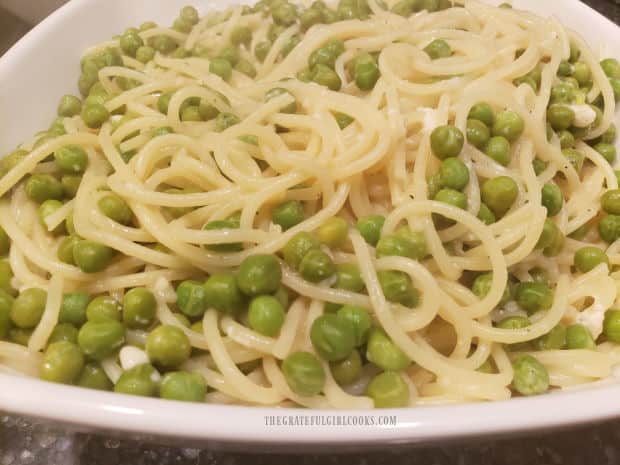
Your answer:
1;0;620;446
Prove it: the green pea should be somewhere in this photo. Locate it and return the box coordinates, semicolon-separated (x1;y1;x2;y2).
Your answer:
234;58;257;78
594;143;616;164
330;349;361;385
120;31;144;57
603;309;620;342
175;280;207;318
9;328;31;345
430;125;464;159
331;111;353;129
366;371;409;408
534;324;567;350
336;305;371;347
482;135;511;166
73;240;115;273
511;355;549;396
550;84;574;104
204;273;244;314
281;35;301;58
114;363;158;397
78;71;98;97
237;255;282;296
391;0;414;16
38;200;64;235
600;58;620;79
282;351;325;396
316;217;348;248
209;57;233;80
311;64;342;91
537;218;559;250
146;324;191;368
59;292;91;326
180;105;202;122
77;319;125;360
515;281;553;314
265;87;297;114
248;295;285;336
180;5;199;24
310;313;356;361
599;214;620;242
424;39;452;60
300;8;324;29
566;323;595;349
150;35;178;54
157;92;174;114
296;68;313;82
0;261;14;299
558;130;575;149
136;45;155;63
356;214;385;246
601;189;620;215
354;59;380;91
540;182;563;217
481;176;518;218
282;232;321;269
122;288;156;329
557;60;573;77
465;119;490;150
0;289;13;340
85;296;121;323
60;175;80;199
601;123;617;144
513;75;537;91
40;341;84;385
57;95;82;118
496;315;530;330
574;246;609;273
572;62;592;86
203;219;242;252
439;157;469;190
160;371;207;402
214;112;240;132
11;288;46;329
492;110;524;142
331;264;364;295
568;41;580;63
98;193;133;225
377;270;418;307
81;104;110;129
25;174;64;204
254;41;271;62
434;188;467;210
272;200;305;231
77;362;112;390
299;249;336;283
478;203;496;225
272;2;298;25
562;148;584;173
0;228;8;257
48;323;79;345
547;104;575;131
472;272;511;306
468;103;494;127
376;230;427;260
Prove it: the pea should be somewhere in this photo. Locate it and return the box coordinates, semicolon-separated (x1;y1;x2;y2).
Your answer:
491;110;524;141
599;214;620;242
59;292;91;326
174;280;206;319
98;193;133;225
468;103;494;127
497;315;529;330
336;305;371;347
209;57;232;81
534;324;567;350
600;58;620;79
329;349;361;386
77;319;125;360
237;255;282;296
57;95;82;117
282;351;325;396
439;157;469;191
73;240;115;273
181;105;202;122
594;143;616;164
356;215;385;246
180;5;199;24
574;246;609;273
480;135;511;167
282;232;321;269
310;313;355;362
78;71;98;97
136;45;155;63
272;2;298;25
562;148;584;173
40;341;84;385
334;263;365;293
472;272;511;306
377;270;418;307
549;84;574;105
557;60;573;77
601;124;617;144
376;231;427;260
120;31;144;57
214;112;240;132
566;323;595;349
255;41;271;62
511;355;549;396
248;295;285;337
81;103;110;129
310;218;348;249
366;371;409;408
0;261;15;297
537;218;559;250
547;104;575;131
160;371;207;402
150;35;178;54
424;39;452;60
540;182;563;217
86;296;121;322
391;0;414;16
9;328;32;345
333;111;354;129
311;64;341;91
300;8;323;30
557;130;575;149
430;125;464;159
601;190;620;216
114;363;159;397
204;274;244;314
121;288;156;329
0;228;9;258
48;323;79;345
25;174;64;203
572;62;591;86
434;188;467;210
603;309;620;342
11;288;46;329
0;149;27;177
353;55;380;91
463;119;490;150
515;282;553;314
77;362;113;390
481;176;518;218
477;203;496;225
145;325;191;368
299;249;336;283
0;290;14;339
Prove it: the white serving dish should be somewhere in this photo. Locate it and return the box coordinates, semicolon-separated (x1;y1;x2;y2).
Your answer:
0;0;620;448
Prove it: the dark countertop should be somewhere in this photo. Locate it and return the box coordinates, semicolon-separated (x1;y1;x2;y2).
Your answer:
1;1;620;464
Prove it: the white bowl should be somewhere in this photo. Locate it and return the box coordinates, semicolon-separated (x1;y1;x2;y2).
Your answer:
1;0;620;448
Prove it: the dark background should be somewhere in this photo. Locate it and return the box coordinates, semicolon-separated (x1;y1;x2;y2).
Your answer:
1;1;620;464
